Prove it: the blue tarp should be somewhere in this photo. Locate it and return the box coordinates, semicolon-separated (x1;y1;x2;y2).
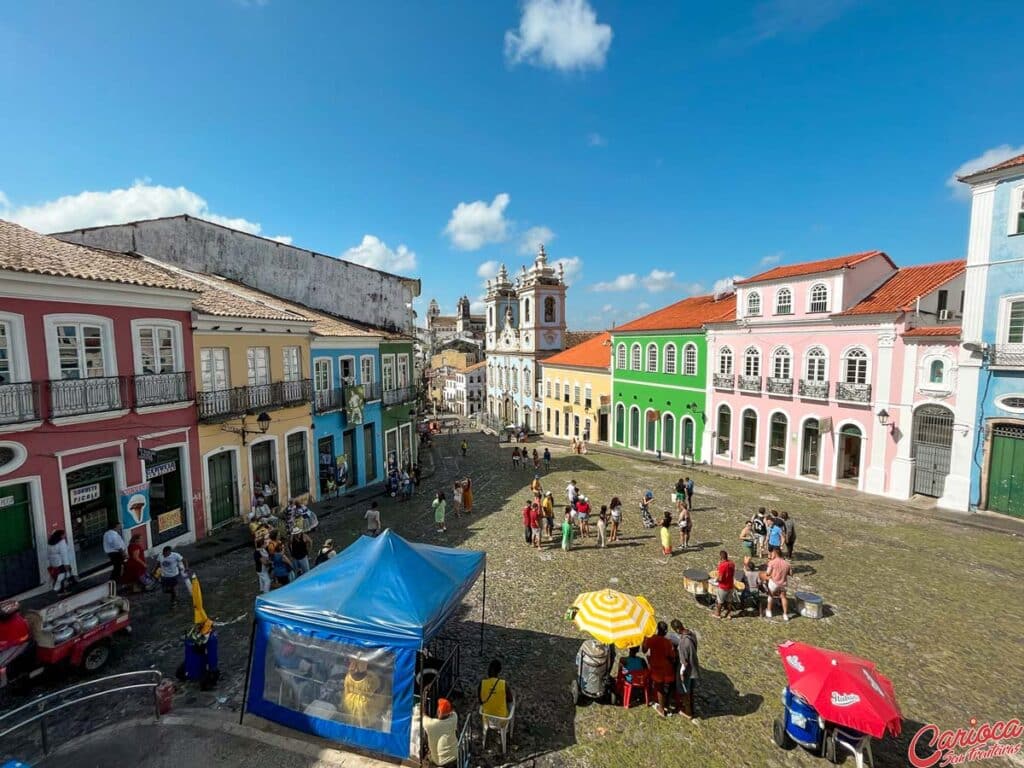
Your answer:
246;530;485;759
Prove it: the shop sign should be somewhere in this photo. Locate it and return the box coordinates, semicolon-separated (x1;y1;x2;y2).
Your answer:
157;507;183;533
119;482;151;529
137;447;158;462
70;483;101;506
0;496;13;509
145;461;177;480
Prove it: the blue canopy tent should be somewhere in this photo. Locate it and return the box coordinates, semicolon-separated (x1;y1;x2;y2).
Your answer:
243;530;485;759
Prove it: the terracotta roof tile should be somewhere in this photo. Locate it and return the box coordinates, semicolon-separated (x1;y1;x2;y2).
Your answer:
903;325;962;338
542;332;612;370
0;218;198;292
958;153;1024;182
735;251;892;285
842;259;966;316
614;293;736;332
564;330;603;349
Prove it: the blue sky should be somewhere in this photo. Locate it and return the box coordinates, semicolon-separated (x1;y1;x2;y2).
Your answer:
1;0;1021;329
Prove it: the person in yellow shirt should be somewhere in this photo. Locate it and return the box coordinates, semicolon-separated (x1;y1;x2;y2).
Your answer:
478;659;513;718
422;697;458;766
342;658;386;729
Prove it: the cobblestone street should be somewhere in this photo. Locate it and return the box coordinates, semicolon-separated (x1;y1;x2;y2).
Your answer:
5;428;1024;768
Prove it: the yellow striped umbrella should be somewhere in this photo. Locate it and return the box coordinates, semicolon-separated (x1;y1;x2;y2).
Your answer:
571;589;657;648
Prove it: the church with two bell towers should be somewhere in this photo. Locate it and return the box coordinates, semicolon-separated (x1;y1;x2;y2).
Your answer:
484;245;568;430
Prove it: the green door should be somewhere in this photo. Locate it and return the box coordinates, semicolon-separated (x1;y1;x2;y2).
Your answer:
207;451;238;527
0;483;39;599
683;418;695;458
988;424;1024;518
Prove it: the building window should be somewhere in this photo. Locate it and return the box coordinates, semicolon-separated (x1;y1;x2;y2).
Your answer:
55;322;109;379
554;381;560;400
287;432;309;496
1006;299;1024;344
664;344;677;374
382;355;396;391
716;405;731;455
339;356;355;385
769;412;787;468
200;348;229;391
545;379;551;398
929;359;945;384
573;384;581;405
775;288;792;315
741;409;757;462
809;283;829;313
360;355;375;384
646;344;658;372
247;347;271;386
524;298;531;323
397;355;410;387
719;346;733;376
615;403;625;443
805;347;827;381
0;322;10;384
843;348;868;384
744;347;761;377
314;358;332;391
137;325;177;374
584;384;592;409
772;348;791;379
631;344;642;371
283;346;301;382
683;343;698;376
544;297;556;323
1012;186;1024;235
616;344;627;369
746;291;761;316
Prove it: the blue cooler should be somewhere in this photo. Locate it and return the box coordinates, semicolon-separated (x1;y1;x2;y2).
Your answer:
183;631;218;682
780;686;824;751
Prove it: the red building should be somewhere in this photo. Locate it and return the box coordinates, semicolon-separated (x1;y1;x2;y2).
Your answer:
0;221;202;600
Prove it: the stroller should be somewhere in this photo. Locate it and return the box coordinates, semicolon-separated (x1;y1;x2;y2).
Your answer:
571;639;615;705
640;490;656;529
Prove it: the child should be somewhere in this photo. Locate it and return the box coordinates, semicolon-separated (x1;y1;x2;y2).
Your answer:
609;496;623;543
561;508;574;551
452;480;464;517
596;507;608;548
659;513;673;556
433;492;447;533
640;490;656;528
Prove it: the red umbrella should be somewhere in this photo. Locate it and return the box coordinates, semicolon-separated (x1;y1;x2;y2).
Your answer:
777;641;902;738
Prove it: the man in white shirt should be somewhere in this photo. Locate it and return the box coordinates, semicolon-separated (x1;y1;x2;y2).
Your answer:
159;546;187;608
103;522;127;584
421;697;458;766
364;501;381;537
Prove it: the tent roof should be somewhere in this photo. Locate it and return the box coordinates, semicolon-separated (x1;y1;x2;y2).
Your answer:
255;530;485;644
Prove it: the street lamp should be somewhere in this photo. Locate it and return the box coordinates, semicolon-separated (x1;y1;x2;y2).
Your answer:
222;411;272;445
876;408;895;435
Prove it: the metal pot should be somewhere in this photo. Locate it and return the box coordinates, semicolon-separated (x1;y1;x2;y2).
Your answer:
77;614;100;631
96;605;120;622
52;624;76;643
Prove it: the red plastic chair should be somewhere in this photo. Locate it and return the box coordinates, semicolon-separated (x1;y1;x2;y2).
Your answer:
618;668;650;709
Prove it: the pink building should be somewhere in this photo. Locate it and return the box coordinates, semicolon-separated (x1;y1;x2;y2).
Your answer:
0;221;202;600
704;251;970;509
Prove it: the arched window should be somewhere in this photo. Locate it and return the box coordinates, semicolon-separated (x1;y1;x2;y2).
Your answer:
616;343;626;370
769;412;788;468
746;291;762;316
719;346;733;375
772;347;791;379
488;307;493;326
629;406;640;448
631;344;642;371
663;413;675;455
741;409;758;462
615;403;625;443
805;347;827;381
744;346;761;377
843;347;869;384
929;359;945;384
776;288;793;315
664;344;677;374
809;283;829;313
646;343;658;372
683;343;698;376
544;297;556;323
524;298;531;322
716;405;731;455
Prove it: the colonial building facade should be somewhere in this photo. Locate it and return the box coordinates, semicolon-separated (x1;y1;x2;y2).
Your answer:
541;332;612;444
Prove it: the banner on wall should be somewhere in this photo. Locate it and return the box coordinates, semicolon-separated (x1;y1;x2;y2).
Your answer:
345;385;365;425
120;482;151;529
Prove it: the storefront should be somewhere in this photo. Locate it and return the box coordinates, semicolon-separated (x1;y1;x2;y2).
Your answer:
66;462;119;573
146;447;189;546
250;440;279;508
318;435;336;496
0;480;39;600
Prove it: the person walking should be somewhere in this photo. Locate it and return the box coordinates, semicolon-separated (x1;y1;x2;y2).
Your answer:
511;447;521;470
674;477;687;514
532;448;541;470
364;501;382;536
521;498;534;545
529;502;542;549
676;622;700;720
596;507;608;548
608;496;623;543
433;491;447;533
685;476;695;510
158;546;187;607
713;550;736;620
565;479;579;511
781;511;796;558
659;513;673;557
460;439;468;457
677;505;692;550
561;508;574;551
543;447;551;471
452;480;464;517
103;522;127;585
46;529;75;594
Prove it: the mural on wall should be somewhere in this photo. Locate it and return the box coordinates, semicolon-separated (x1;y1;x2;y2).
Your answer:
346;385;365;425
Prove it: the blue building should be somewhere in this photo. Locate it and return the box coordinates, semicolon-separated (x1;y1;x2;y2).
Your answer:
959;152;1024;517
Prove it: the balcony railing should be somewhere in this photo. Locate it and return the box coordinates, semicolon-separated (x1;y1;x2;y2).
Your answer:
197;379;312;421
713;373;734;390
990;345;1024;368
362;381;383;401
49;376;126;418
738;375;762;393
314;387;345;414
835;381;871;403
766;377;793;396
0;382;41;426
798;379;830;400
134;371;192;407
384;385;417;406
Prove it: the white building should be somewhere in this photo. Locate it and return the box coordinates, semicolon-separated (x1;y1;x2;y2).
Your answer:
442;360;487;416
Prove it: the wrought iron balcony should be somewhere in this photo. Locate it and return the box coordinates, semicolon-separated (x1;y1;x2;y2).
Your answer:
314;387;345;414
990;345;1024;368
133;371;192;407
835;381;871;403
383;385;417;406
738;375;762;393
766;377;793;396
798;379;830;400
197;379;312;421
362;380;383;401
49;376;126;418
713;373;734;390
0;382;41;425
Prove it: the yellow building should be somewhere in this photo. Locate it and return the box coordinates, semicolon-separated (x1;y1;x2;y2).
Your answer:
540;332;612;444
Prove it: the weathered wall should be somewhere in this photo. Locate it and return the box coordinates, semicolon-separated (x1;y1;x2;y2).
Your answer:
54;216;418;332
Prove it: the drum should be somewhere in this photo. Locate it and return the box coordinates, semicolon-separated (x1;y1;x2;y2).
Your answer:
683;568;710;595
795;591;823;619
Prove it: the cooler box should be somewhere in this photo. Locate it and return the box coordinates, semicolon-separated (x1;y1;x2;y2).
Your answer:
183;632;218;680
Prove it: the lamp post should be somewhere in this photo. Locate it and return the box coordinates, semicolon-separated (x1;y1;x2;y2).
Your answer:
222;412;272;445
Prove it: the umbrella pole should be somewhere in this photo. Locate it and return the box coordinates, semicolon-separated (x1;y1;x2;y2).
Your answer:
479;565;486;655
238;617;257;725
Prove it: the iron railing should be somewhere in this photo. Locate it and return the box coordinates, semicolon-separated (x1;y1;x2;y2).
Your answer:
766;377;793;396
48;375;126;418
362;380;383;401
197;379;312;420
990;345;1024;368
133;371;192;407
384;385;417;406
798;379;830;399
713;373;734;390
738;375;762;393
0;381;41;425
314;387;345;414
835;381;871;403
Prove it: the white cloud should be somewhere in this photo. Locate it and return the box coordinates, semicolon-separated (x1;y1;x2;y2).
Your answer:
270;235;293;245
554;256;583;285
587;132;607;147
760;251;783;267
504;0;613;72
470;298;487;314
0;180;296;242
641;268;678;293
731;0;859;47
592;273;637;292
947;144;1024;198
600;303;614;313
340;234;417;274
518;225;555;254
712;274;745;296
444;193;510;250
476;260;502;279
636;302;650;311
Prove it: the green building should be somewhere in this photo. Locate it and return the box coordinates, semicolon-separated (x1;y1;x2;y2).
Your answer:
379;337;420;471
610;294;735;462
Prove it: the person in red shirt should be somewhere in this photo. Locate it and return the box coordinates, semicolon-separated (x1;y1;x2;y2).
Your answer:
521;499;533;546
714;549;736;620
0;601;33;678
528;502;542;548
642;621;678;717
